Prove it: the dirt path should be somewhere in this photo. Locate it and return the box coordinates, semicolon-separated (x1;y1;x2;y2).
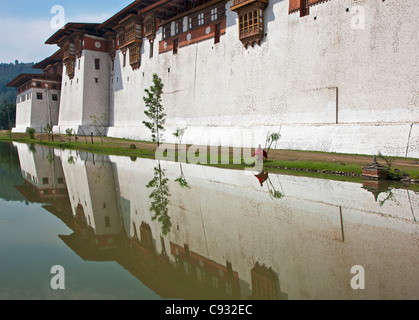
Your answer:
98;135;419;170
4;131;418;170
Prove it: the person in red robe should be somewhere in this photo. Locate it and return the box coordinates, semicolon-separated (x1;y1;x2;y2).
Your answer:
252;145;268;161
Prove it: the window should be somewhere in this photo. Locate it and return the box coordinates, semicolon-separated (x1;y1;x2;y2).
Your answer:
149;42;154;58
36;92;43;100
238;9;264;45
129;45;141;70
94;78;99;83
232;1;267;47
42;177;49;185
211;8;218;21
163;24;171;39
36;82;41;88
52;83;57;89
123;53;126;67
173;39;178;54
144;16;155;37
105;216;110;227
52;94;58;101
198;13;204;26
175;19;183;34
94;58;100;70
214;23;221;44
58;177;64;184
300;0;310;17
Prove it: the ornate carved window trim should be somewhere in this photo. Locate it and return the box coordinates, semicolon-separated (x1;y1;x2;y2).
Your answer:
144;14;156;42
231;0;268;47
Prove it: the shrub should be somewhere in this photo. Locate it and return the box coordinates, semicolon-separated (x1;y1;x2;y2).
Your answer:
26;127;35;139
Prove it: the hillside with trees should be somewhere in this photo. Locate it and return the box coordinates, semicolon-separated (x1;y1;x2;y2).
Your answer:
0;61;42;130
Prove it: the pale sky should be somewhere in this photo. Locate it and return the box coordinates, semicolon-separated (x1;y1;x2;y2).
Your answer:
0;0;133;63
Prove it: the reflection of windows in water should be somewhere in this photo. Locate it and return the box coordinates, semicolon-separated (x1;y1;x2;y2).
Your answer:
226;282;232;295
184;261;191;275
212;276;219;288
196;267;202;282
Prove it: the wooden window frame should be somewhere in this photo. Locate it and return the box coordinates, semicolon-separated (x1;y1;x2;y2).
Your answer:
300;0;310;17
94;58;100;70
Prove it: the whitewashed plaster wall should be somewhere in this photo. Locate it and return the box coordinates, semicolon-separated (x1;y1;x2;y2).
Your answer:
13;97;32;133
54;36;111;136
105;0;418;157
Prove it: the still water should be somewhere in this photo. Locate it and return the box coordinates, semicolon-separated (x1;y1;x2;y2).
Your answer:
0;141;418;300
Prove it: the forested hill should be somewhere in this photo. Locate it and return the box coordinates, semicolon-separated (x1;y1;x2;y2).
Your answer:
0;61;43;129
0;61;41;104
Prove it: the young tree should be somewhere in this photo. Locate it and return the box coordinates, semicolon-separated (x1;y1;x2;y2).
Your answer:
90;112;107;144
173;127;187;146
65;128;74;143
143;74;165;147
264;130;281;157
44;123;52;141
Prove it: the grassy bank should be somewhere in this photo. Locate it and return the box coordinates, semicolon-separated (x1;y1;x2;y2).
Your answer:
1;130;418;186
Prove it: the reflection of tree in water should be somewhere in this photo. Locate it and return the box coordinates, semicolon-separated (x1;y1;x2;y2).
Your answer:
267;175;284;200
175;163;190;189
379;189;401;207
147;162;171;235
89;154;113;186
255;170;284;200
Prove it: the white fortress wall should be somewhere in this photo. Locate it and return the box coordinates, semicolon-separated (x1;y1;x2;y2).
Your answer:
55;35;110;136
30;90;60;132
81;35;111;130
104;0;418;157
55;60;85;134
13;98;32;133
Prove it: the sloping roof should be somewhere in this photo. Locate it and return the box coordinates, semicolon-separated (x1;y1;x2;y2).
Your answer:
32;50;63;70
7;74;61;88
45;22;103;45
99;0;188;31
99;0;150;30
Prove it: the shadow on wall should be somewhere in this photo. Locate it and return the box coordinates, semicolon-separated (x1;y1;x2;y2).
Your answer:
112;52;125;93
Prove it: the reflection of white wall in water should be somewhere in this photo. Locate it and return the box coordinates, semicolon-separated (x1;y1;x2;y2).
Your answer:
57;149;120;237
13;142;66;191
108;155;419;300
